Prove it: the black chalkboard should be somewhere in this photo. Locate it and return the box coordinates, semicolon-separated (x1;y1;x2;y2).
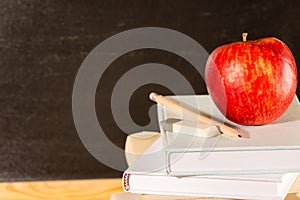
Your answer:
0;0;299;181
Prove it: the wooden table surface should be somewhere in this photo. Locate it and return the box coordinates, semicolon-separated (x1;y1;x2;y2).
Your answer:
0;178;123;200
0;178;299;200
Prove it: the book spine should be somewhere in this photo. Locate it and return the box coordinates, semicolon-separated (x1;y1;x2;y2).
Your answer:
165;149;300;176
122;173;130;191
121;172;283;199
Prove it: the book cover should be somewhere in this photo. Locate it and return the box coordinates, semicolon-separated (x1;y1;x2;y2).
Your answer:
156;95;300;175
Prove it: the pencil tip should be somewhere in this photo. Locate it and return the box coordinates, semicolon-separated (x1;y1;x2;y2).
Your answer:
238;134;242;138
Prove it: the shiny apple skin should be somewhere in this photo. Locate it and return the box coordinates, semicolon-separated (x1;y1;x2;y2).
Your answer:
205;37;298;125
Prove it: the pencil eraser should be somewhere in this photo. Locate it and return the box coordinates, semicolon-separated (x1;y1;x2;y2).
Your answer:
149;92;158;101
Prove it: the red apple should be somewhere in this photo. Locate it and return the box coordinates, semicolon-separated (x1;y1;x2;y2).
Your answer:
205;33;298;125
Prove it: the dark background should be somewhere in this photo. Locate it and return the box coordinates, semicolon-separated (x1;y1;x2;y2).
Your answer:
0;0;300;181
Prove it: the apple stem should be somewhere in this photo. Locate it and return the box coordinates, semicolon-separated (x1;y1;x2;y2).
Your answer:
242;33;248;42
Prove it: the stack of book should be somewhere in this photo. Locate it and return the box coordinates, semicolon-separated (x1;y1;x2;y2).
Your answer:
121;94;300;200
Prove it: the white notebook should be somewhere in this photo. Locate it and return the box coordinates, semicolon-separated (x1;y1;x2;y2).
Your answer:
123;137;298;200
156;95;300;175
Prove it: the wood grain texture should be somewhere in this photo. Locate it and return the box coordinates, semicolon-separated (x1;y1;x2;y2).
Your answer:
0;178;123;200
0;178;299;200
